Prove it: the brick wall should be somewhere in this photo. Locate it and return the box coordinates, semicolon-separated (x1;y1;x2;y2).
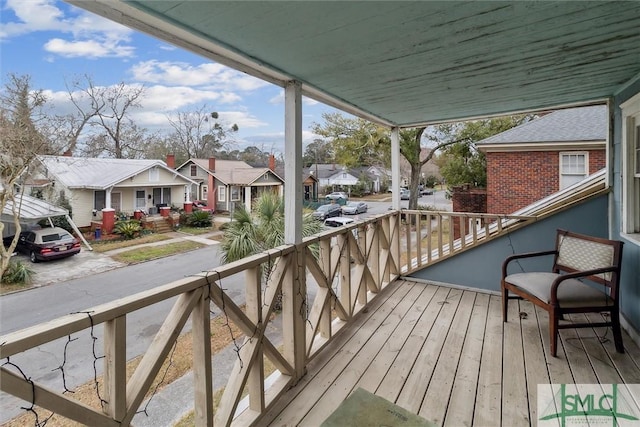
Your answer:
486;149;606;214
451;185;487;239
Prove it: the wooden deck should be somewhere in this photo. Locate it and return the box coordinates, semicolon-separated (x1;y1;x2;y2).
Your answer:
258;279;640;427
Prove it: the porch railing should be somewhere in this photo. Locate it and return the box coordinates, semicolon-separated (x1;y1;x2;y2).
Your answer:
0;209;532;426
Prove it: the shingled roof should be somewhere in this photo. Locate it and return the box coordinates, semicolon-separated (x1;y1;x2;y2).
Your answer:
476;105;607;146
189;158;283;185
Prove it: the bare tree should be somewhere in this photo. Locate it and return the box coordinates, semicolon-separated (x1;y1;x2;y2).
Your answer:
0;74;64;278
166;105;239;160
76;78;147;158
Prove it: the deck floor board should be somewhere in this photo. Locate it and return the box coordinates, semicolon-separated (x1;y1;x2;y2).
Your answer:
259;280;640;427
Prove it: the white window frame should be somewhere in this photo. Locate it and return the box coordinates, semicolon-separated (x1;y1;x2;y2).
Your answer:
202;185;208;200
218;186;226;202
621;92;640;239
230;186;241;201
559;151;588;190
135;189;146;209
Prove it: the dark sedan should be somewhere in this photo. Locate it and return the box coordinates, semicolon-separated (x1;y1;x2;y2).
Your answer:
12;227;81;263
312;204;342;220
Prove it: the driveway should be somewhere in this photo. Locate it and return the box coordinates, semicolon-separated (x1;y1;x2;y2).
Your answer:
9;249;125;288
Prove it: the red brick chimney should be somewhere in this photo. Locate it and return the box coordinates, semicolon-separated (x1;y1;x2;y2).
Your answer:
209;157;216;172
166;154;175;168
63;150;72;157
269;154;275;171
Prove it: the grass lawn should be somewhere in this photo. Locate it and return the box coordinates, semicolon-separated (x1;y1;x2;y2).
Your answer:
177;226;217;235
91;233;171;253
112;241;205;264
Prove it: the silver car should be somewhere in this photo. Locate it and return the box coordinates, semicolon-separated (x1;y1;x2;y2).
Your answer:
341;201;368;215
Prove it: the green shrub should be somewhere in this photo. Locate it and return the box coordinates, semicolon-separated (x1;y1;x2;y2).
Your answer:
187;211;213;228
114;220;142;239
2;260;35;285
218;222;229;232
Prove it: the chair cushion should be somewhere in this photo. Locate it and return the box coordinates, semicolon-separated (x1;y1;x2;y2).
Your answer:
505;272;614;308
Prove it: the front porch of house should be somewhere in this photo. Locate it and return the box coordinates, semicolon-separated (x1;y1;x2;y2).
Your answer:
2;201;638;426
258;278;640;426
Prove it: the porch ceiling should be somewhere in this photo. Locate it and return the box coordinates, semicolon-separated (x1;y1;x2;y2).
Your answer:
67;1;640;126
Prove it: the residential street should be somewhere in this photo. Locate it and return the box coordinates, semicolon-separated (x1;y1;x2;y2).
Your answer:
0;193;451;423
0;244;241;423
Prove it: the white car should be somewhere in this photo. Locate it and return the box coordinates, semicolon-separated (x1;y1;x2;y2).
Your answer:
324;217;355;227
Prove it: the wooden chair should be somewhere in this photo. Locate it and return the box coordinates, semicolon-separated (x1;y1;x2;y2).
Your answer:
501;229;624;357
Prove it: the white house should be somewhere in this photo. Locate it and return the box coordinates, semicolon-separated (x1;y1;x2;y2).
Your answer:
27;155;197;228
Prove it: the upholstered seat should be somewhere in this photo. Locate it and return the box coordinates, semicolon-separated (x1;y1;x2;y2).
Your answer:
505;272;614;308
502;229;624;357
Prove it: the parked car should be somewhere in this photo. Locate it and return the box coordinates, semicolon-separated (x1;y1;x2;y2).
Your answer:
400;189;411;200
341;201;368;215
325;191;348;201
312;204;342;220
421;188;434;195
11;227;81;263
192;200;214;213
324;217;355;227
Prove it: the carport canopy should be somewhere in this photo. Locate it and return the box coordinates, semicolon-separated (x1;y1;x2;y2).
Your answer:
1;194;91;250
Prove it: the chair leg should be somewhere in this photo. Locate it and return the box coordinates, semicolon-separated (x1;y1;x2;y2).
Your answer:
549;311;559;357
502;283;508;322
611;311;625;353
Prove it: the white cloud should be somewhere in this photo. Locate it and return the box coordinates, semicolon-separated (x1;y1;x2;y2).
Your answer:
1;0;136;59
142;85;240;111
44;38;135;58
130;60;268;91
220;111;267;129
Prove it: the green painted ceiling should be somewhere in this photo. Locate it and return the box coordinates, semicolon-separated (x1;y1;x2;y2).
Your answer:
68;1;640;126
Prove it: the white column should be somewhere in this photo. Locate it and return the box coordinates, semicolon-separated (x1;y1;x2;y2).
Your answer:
244;185;252;211
284;81;303;244
106;187;113;210
391;127;401;210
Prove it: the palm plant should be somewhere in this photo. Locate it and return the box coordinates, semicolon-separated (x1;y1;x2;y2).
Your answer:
220;192;322;263
220;192;324;310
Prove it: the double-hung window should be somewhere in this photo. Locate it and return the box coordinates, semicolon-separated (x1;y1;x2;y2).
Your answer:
559;152;588;190
621;92;640;237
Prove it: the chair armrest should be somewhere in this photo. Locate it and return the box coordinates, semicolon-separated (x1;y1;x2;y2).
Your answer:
549;266;616;305
502;250;557;279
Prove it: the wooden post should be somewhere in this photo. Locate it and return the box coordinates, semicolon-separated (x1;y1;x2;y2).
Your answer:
391;128;401;210
192;290;213;427
104;316;126;421
283;81;306;382
245;267;265;412
338;234;351;316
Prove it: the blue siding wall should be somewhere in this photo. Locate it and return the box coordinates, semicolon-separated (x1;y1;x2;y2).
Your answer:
409;195;608;292
613;81;640;337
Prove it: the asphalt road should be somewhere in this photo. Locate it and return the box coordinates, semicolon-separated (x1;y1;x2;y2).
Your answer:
0;244;243;423
0;196;450;422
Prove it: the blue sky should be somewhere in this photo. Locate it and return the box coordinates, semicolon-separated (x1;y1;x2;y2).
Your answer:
0;0;339;155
